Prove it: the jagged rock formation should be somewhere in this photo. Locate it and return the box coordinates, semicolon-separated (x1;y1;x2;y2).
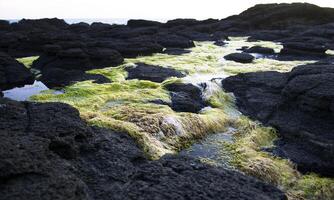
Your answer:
0;52;34;90
0;98;286;200
222;64;334;176
125;63;186;83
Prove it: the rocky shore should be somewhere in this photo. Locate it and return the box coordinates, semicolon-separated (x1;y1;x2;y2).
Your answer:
1;2;334;200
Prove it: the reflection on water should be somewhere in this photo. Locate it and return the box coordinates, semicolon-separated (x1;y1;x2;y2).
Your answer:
3;81;49;101
180;127;237;169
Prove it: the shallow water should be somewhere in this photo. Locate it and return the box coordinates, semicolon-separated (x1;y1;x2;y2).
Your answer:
180;127;236;169
3;81;49;101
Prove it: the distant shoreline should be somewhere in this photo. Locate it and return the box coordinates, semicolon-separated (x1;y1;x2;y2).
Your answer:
4;18;171;25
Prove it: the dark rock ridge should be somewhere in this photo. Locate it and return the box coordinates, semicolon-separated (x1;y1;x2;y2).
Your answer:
0;52;34;90
125;63;186;83
33;43;124;71
40;67;111;88
164;82;207;113
224;53;255;63
244;46;275;54
162;48;191;55
0;98;286;200
222;64;334;176
1;3;334;89
229;3;334;30
279;42;327;57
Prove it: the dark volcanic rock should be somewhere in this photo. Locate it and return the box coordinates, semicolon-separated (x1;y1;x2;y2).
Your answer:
224;53;255;63
163;48;191;55
222;64;334;176
125;63;186;83
279;42;327;57
39;67;110;88
164;82;207;113
244;46;275;54
0;52;34;90
232;3;334;29
156;33;195;48
127;19;162;27
214;40;227;47
33;45;124;71
97;39;164;58
0;98;286;200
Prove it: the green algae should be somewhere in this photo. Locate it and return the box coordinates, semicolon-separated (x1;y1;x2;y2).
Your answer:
224;116;334;200
32;75;230;159
16;56;39;68
30;38;333;199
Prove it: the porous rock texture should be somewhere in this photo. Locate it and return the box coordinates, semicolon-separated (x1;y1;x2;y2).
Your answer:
164;82;207;113
125;63;186;83
222;64;334;176
0;98;286;200
0;52;34;90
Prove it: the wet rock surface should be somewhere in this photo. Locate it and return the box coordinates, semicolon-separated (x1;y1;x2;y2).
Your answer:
1;2;334;198
0;52;34;90
164;82;207;113
222;64;334;176
0;98;286;200
125;63;186;83
224;53;255;63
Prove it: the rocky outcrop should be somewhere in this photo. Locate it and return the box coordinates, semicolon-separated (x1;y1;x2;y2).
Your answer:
0;98;286;200
126;63;186;83
222;64;334;176
229;3;334;30
162;48;191;55
127;19;162;28
33;43;124;71
244;46;275;54
30;42;123;88
224;53;255;63
279;42;327;57
164;82;207;113
39;67;110;88
0;52;34;90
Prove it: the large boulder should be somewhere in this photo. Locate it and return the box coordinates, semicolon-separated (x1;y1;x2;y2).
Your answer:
244;46;275;54
126;63;186;83
229;3;334;30
33;43;124;71
279;42;327;57
39;67;110;88
224;53;255;63
156;33;195;48
0;98;286;200
222;64;334;176
127;19;162;28
94;38;164;58
0;52;34;90
13;18;69;31
164;82;207;113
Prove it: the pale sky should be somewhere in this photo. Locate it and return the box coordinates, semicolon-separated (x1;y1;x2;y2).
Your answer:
1;0;334;20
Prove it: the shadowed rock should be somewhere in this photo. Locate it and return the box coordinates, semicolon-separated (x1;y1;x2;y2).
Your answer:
0;52;34;90
244;46;275;54
222;64;334;176
279;42;327;57
164;82;207;113
162;48;191;55
126;63;186;83
224;53;255;63
39;67;110;88
127;19;162;27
